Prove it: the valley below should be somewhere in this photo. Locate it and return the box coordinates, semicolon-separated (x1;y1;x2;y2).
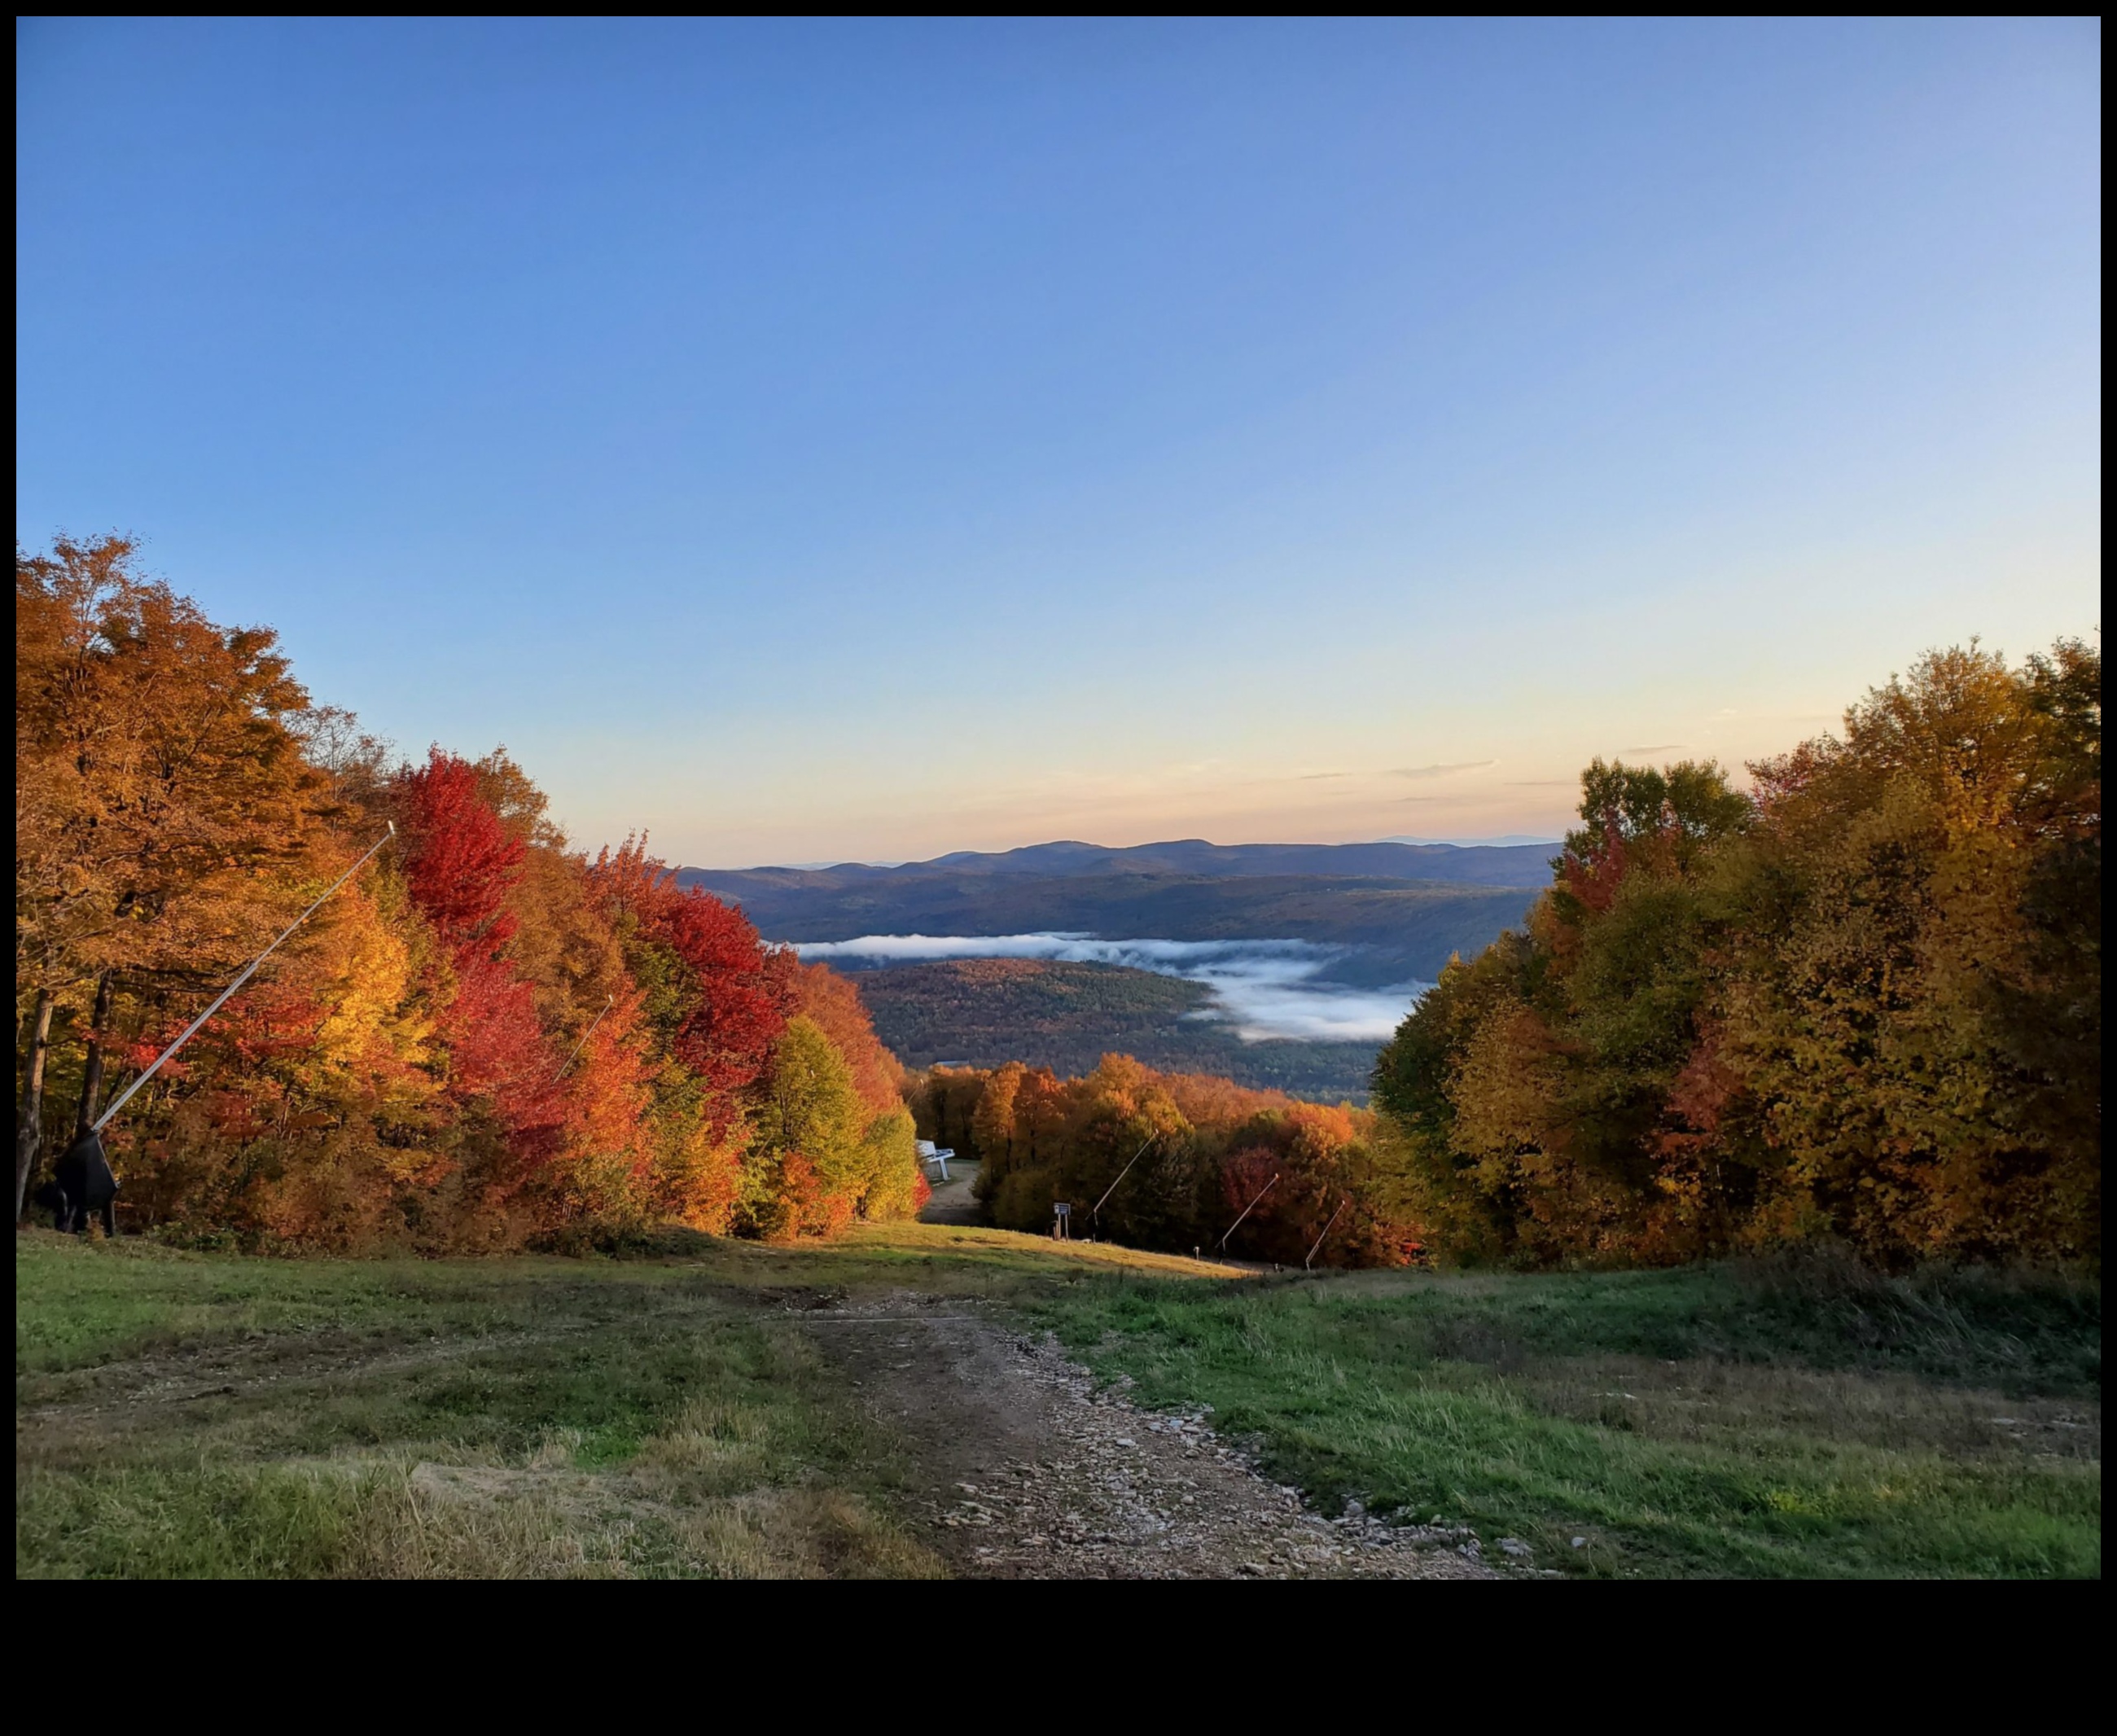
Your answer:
848;957;1387;1101
679;861;1540;991
678;840;1547;1099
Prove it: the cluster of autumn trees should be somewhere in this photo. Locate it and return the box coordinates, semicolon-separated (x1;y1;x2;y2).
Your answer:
1373;642;2101;1269
15;535;2096;1273
911;1059;1410;1265
16;537;925;1248
911;641;2099;1273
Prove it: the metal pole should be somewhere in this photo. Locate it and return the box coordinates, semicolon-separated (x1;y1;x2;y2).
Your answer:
1090;1134;1155;1233
1304;1195;1348;1272
93;824;395;1134
1219;1173;1279;1252
553;993;615;1081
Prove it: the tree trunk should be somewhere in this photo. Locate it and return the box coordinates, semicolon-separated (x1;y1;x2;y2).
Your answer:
73;971;115;1140
15;989;56;1222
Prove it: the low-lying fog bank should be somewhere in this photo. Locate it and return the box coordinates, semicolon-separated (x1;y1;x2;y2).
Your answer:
793;933;1429;1042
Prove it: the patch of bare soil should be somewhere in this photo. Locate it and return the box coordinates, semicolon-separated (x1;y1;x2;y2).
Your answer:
799;1293;1498;1580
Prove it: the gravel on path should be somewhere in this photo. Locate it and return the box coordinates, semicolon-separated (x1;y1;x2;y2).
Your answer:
800;1292;1499;1580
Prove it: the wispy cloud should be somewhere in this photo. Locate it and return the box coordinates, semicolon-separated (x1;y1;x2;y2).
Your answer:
1504;779;1573;787
1620;743;1687;755
794;933;1428;1042
1388;761;1495;780
1298;771;1352;781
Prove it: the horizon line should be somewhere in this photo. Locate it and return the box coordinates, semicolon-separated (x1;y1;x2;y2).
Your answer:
677;832;1566;875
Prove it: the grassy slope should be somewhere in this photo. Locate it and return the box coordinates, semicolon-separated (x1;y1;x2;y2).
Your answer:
1026;1259;2099;1579
18;1229;2099;1579
852;957;1383;1100
15;1227;1221;1579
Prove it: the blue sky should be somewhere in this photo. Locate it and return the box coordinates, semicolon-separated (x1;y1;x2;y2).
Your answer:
16;20;2101;866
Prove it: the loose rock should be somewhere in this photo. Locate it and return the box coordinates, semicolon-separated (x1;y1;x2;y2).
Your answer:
802;1294;1501;1580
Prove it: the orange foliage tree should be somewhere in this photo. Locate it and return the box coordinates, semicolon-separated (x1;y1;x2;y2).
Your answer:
1372;641;2100;1269
14;537;927;1252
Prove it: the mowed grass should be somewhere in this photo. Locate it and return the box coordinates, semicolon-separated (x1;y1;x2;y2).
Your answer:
19;1225;2100;1578
15;1220;1225;1379
1028;1256;2101;1579
15;1222;1228;1580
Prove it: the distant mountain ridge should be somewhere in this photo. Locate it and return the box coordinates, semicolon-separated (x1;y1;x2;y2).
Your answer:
692;837;1554;888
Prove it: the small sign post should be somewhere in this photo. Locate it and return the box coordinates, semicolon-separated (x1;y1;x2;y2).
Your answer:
1053;1202;1072;1241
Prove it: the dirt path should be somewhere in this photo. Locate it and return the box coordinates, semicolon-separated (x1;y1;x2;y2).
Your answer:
918;1160;982;1225
800;1292;1497;1579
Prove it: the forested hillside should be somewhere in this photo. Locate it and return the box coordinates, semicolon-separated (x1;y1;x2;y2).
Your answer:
15;537;926;1248
858;958;1381;1100
909;1057;1408;1265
